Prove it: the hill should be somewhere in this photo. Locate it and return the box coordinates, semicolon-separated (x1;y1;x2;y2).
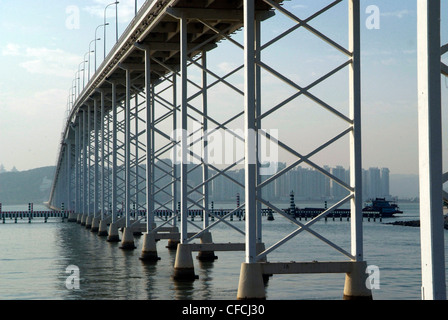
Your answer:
0;166;55;205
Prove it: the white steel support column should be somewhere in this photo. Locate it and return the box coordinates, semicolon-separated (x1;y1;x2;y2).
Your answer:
111;82;118;224
145;47;154;233
140;46;160;262
255;15;262;245
121;68;136;249
349;0;363;262
125;69;132;229
237;0;265;300
75;119;80;214
134;94;139;217
202;51;209;230
84;106;90;217
244;0;257;265
86;104;93;228
172;13;199;281
94;98;99;221
180;15;188;244
172;73;178;229
417;0;446;300
107;81;120;243
66;139;72;212
100;91;106;220
83;110;88;216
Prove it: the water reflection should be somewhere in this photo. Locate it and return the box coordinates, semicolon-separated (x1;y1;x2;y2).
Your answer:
5;202;431;300
55;222;221;300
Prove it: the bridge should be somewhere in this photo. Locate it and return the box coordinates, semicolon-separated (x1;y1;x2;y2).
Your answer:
46;0;447;300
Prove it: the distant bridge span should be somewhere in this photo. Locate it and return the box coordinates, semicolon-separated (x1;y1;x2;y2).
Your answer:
47;0;446;300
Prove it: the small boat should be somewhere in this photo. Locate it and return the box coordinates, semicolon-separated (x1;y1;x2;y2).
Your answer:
362;198;403;217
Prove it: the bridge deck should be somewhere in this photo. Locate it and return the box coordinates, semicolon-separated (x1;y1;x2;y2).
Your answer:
64;0;282;139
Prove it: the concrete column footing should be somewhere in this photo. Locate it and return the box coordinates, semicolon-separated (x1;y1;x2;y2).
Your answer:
140;232;160;262
172;244;198;281
85;216;92;229
98;220;108;236
196;232;218;262
107;223;120;242
237;263;266;300
119;227;136;250
343;261;373;300
90;217;100;232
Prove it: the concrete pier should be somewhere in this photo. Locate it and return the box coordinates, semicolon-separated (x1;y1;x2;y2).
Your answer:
237;263;266;300
85;215;92;229
165;227;180;250
80;214;86;226
107;223;120;242
119;227;136;250
196;232;218;262
98;220;108;236
343;261;373;300
237;260;373;300
91;217;100;232
67;211;77;222
140;232;160;262
172;244;198;281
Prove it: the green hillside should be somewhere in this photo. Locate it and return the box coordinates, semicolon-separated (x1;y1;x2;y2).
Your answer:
0;166;55;205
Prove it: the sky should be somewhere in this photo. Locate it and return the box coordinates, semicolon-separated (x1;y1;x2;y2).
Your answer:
0;0;446;177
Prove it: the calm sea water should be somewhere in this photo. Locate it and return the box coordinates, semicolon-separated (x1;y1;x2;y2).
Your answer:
0;202;446;300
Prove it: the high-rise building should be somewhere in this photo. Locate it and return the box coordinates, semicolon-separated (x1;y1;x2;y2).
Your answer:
205;162;391;203
381;168;390;197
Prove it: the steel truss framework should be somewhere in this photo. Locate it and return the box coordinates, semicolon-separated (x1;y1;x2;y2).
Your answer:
47;0;446;300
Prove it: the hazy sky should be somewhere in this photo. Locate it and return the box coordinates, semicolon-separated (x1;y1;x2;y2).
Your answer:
0;1;446;176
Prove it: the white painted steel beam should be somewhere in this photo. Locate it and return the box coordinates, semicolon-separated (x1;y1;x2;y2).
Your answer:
180;15;189;244
100;91;106;219
83;110;88;215
145;46;155;232
244;0;257;264
125;69;131;228
111;82;118;223
349;0;363;262
94;98;99;219
417;0;447;300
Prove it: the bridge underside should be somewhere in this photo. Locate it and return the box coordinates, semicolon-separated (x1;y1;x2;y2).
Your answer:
47;0;447;300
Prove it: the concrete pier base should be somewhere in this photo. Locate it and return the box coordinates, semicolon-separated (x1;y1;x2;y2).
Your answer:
172;244;198;281
120;227;136;250
98;220;108;236
165;227;180;250
237;263;266;300
85;216;92;229
67;212;77;222
140;232;160;262
166;239;180;250
76;213;82;224
107;223;120;242
91;217;100;232
196;232;218;261
80;214;87;226
343;261;373;300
